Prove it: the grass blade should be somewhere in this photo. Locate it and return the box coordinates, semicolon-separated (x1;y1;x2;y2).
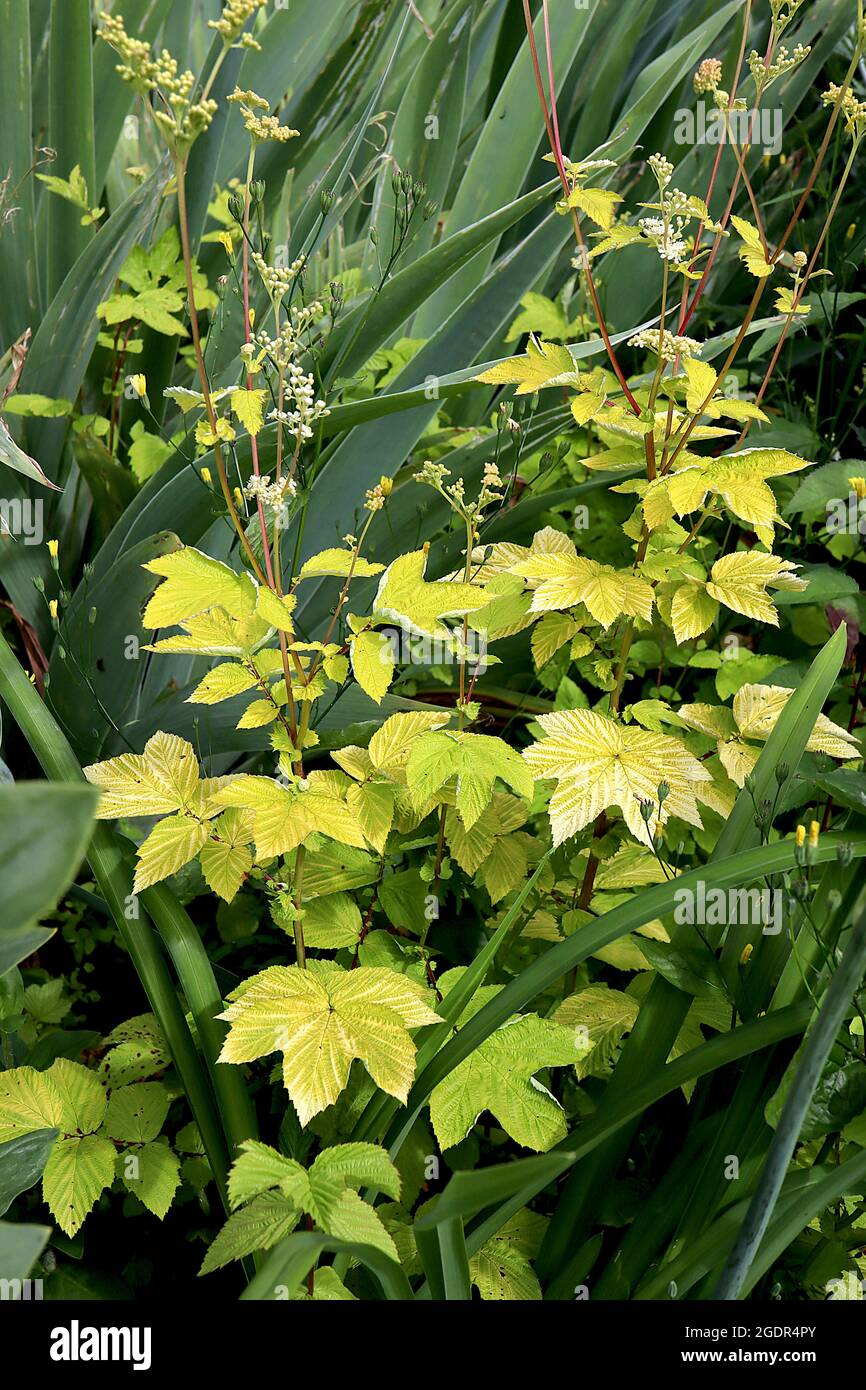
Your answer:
714;911;866;1299
45;0;95;300
0;0;40;342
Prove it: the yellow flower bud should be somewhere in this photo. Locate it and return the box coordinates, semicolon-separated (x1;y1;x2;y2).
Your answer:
739;943;753;966
201;467;212;485
808;820;820;848
379;475;393;497
49;599;59;620
233;487;244;507
47;539;59;559
795;824;805;847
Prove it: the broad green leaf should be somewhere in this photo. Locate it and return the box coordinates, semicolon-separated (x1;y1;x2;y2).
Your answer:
142;547;258;628
42;1135;115;1237
50;1060;106;1136
373;550;488;640
0;1129;58;1216
430;1012;581;1152
368;711;451;774
347;782;396;856
199;809;254;903
522;708;714;846
133;814;209;892
188;663;259;705
297;894;362;950
228;1141;309;1211
218;964;441;1124
199;1195;301;1275
469;1210;546;1301
120;1141;180;1220
551;986;640;1079
351;629;395;704
566;186;623;230
0;1068;66;1144
298;549;385;580
84;732;203;819
475;338;581;394
231;388;267;437
407;730;534;830
0;783;98;974
102;1082;170;1145
102;1015;170;1086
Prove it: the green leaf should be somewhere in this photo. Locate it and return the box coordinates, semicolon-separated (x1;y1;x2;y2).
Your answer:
2;395;73;418
46;0;95;300
0;418;58;490
297;894;362;950
0;1067;66;1143
0;0;38;344
429;1012;581;1152
351;630;395;704
42;1134;115;1237
120;1142;181;1219
314;1187;399;1261
551;986;640;1079
199;1195;301;1275
227;1141;308;1211
103;1015;170;1086
312;1142;401;1201
373;550;488;640
102;1082;170;1144
218;964;441;1124
84;731;203;819
133;815;209;893
469;1210;545;1301
716;913;866;1298
199;809;254;903
0;1129;58;1216
407;731;534;830
50;1059;106;1136
231;388;267;437
19;167;168;495
0;1219;52;1285
142;548;257;628
635;939;727;999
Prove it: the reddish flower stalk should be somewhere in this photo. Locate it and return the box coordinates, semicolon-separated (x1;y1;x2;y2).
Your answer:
522;0;642;416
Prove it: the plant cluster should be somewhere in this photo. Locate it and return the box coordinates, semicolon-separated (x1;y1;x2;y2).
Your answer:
0;0;865;1305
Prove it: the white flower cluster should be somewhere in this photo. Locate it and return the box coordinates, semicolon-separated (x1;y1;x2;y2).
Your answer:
628;329;702;363
243;473;297;527
268;364;329;443
648;153;673;188
254;301;322;368
638;216;687;264
252;250;306;302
